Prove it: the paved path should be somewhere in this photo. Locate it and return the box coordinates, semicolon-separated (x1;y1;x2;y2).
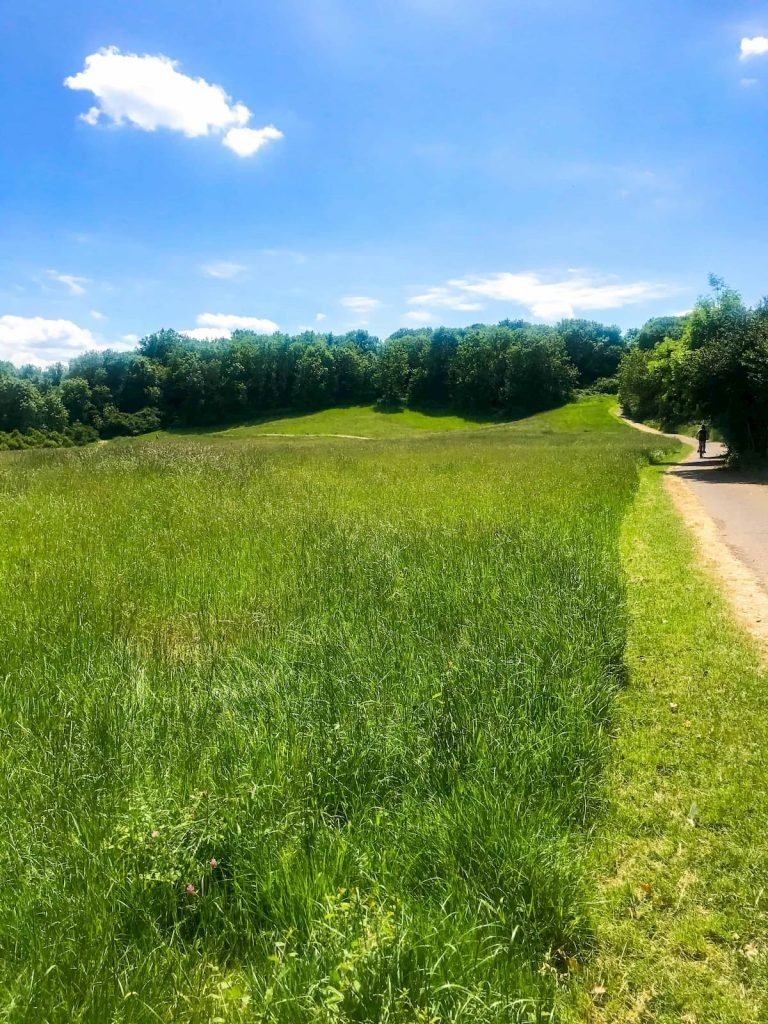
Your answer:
621;413;768;655
671;444;768;594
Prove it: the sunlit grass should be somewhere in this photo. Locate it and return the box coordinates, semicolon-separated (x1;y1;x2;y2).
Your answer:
562;462;768;1022
139;403;503;441
0;397;654;1022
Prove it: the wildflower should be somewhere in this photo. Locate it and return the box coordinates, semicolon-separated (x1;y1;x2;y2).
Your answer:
150;830;160;839
209;858;219;869
186;883;197;895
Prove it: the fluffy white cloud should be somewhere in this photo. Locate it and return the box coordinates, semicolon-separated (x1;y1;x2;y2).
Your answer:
122;333;139;343
427;271;678;320
403;310;436;325
340;296;381;315
47;269;89;296
201;261;246;279
315;313;328;322
64;47;283;157
223;126;284;157
0;315;97;366
90;309;106;320
741;37;768;59
407;287;482;312
181;312;279;341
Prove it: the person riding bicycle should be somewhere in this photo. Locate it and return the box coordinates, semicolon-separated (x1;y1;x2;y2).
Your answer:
696;423;709;458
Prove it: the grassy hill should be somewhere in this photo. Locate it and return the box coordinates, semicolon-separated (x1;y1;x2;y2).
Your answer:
137;404;502;441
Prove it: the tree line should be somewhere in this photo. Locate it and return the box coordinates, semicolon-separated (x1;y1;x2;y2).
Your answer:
2;281;766;459
0;319;623;449
618;278;768;459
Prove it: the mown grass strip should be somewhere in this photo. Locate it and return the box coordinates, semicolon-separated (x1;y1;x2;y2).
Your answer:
564;462;768;1022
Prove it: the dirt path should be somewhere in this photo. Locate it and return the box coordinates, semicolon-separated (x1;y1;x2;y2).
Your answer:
254;433;373;440
620;412;768;657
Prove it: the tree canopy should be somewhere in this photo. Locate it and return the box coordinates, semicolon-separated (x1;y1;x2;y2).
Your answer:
618;280;768;458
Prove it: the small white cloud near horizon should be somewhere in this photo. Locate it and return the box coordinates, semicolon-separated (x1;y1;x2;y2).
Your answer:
414;270;679;320
0;315;98;366
90;309;106;320
403;310;436;325
122;333;139;343
64;47;284;158
315;312;328;322
340;296;381;315
740;37;768;60
201;261;247;279
47;270;89;296
181;312;279;341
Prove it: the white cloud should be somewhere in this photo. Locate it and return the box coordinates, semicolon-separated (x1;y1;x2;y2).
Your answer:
438;271;678;320
181;312;279;341
408;286;482;312
47;269;89;296
223;125;283;157
340;296;381;315
64;47;283;158
315;313;328;322
201;261;246;279
90;309;106;320
122;333;139;343
403;310;436;325
741;37;768;60
0;315;97;366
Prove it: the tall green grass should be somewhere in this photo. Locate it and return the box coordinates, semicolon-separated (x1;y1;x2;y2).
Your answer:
0;400;652;1022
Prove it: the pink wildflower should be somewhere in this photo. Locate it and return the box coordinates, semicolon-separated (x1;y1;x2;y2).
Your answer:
209;858;219;869
150;830;160;839
186;883;197;895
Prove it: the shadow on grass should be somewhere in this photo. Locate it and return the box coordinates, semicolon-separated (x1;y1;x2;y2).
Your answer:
376;401;510;425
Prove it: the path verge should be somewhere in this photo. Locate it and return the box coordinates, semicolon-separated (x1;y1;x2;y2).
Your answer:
618;413;768;662
564;461;768;1022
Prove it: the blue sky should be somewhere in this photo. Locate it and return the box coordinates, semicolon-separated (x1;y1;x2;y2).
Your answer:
1;0;768;364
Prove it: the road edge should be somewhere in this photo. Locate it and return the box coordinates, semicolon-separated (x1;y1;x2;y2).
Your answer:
616;408;768;662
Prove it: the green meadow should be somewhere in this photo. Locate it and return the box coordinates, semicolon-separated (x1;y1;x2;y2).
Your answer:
138;404;502;441
0;398;666;1021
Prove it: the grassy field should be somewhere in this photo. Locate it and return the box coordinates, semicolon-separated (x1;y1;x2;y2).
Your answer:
139;404;503;441
0;398;662;1022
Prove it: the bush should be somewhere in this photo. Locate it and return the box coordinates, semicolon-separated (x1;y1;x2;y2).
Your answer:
100;406;162;439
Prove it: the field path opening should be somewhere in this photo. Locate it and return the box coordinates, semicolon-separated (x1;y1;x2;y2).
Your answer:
619;412;768;659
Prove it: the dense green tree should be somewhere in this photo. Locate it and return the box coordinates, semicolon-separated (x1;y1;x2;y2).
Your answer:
0;375;46;431
627;315;687;350
59;377;97;425
555;319;624;386
292;343;336;408
375;339;412;406
619;280;768;458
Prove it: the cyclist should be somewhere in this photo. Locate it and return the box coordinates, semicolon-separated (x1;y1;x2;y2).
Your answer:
696;423;709;458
